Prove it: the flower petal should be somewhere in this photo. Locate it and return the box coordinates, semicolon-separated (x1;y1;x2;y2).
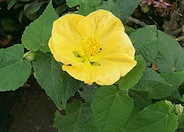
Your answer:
92;66;120;85
98;53;137;76
100;30;135;58
49;38;80;65
62;64;121;85
76;10;124;38
49;38;63;62
49;14;84;64
63;54;136;85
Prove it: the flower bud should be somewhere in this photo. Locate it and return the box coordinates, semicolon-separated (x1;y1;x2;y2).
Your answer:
165;100;174;112
23;51;36;62
175;104;184;116
141;5;150;13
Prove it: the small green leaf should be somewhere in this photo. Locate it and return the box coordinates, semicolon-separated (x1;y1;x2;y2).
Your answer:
0;44;32;91
66;0;100;15
130;25;158;65
84;0;100;6
66;0;81;7
124;101;178;132
156;31;184;73
77;3;95;16
117;55;146;90
1;18;20;32
22;1;58;52
91;85;133;132
24;1;46;16
7;0;18;10
33;52;80;109
54;102;97;132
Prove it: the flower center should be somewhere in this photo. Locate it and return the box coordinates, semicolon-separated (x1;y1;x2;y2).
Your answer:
81;37;101;57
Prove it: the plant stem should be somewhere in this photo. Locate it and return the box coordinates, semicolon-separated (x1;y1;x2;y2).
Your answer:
176;35;184;41
128;17;147;26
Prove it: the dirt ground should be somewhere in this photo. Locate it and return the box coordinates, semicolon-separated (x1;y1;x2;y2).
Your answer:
0;76;57;132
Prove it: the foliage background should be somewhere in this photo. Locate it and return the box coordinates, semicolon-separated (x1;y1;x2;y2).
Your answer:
1;0;184;131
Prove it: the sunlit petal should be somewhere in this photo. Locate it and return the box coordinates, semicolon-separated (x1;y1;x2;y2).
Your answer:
76;10;124;38
49;14;84;64
100;30;135;58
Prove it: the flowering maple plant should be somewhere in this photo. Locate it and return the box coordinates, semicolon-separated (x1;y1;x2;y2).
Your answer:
49;10;137;85
1;0;184;132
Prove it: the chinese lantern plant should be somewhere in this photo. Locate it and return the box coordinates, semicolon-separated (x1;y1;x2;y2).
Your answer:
0;0;184;132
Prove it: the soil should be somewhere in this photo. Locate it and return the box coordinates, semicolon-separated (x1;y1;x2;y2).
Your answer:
0;77;57;132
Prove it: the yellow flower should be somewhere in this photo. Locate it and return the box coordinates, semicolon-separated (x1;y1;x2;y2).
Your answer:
49;10;137;85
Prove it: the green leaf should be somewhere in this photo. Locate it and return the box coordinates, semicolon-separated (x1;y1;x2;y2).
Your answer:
53;0;65;5
178;115;184;128
19;0;31;2
66;0;100;16
125;26;135;36
54;102;97;132
133;68;170;92
33;52;80;109
66;0;100;7
130;25;158;65
54;101;81;132
99;0;140;22
133;68;184;99
66;0;81;7
1;18;20;32
22;1;58;52
117;0;141;22
117;55;146;90
91;85;133;132
0;44;32;91
79;85;97;103
150;71;184;99
77;3;95;16
125;101;178;132
76;103;98;132
7;0;18;10
84;0;100;6
24;1;46;16
162;71;184;88
98;0;120;18
129;90;152;109
156;31;184;73
60;71;81;108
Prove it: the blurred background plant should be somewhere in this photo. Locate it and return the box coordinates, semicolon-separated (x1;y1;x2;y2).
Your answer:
0;0;68;48
6;0;68;21
140;0;170;16
128;0;184;46
1;0;184;48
